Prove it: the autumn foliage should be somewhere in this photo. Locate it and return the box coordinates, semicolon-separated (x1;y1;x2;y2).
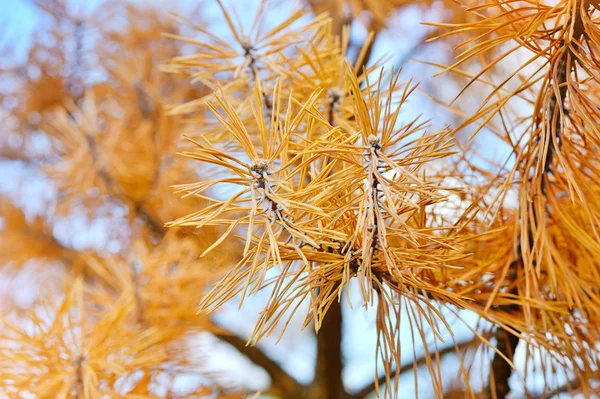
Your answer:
1;0;600;398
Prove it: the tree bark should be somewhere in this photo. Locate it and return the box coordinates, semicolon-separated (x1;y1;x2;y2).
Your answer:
312;298;346;399
486;329;520;399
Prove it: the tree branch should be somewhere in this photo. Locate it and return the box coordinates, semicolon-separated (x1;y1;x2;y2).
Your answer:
355;34;376;77
84;134;166;237
531;379;581;399
312;296;346;399
353;338;476;399
486;328;520;399
213;330;304;397
487;20;573;399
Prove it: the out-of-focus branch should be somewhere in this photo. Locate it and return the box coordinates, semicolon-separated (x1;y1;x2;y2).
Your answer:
392;39;428;73
353;338;476;399
84;134;166;237
1;82;296;399
0;195;77;268
306;0;349;40
0;154;42;166
213;330;304;397
355;34;377;77
531;380;582;399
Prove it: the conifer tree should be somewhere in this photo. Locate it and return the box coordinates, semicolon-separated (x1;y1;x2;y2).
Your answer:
1;0;600;398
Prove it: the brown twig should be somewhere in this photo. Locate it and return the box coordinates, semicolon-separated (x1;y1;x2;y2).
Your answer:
353;338;477;399
213;330;304;397
355;31;378;82
530;379;582;399
486;328;521;399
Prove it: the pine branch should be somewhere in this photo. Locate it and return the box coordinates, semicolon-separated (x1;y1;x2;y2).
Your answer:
353;338;476;399
213;330;304;397
487;19;573;399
